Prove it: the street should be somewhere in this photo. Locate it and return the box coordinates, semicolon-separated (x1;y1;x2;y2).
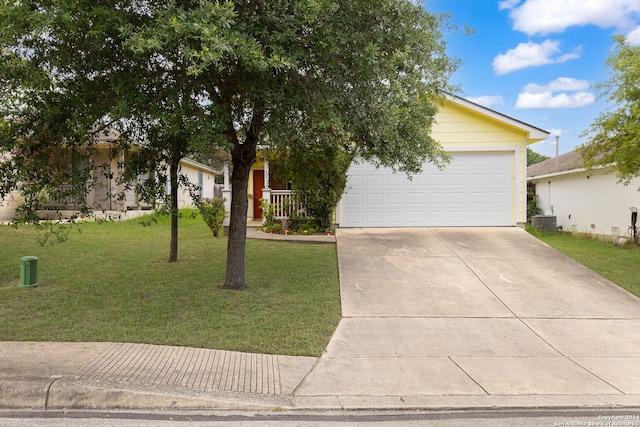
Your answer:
2;410;640;427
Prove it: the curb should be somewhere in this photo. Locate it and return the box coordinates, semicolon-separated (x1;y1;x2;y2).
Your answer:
1;378;53;410
2;378;294;411
4;377;640;412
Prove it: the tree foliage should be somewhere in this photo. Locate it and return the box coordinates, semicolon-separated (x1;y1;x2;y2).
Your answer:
580;36;640;186
268;138;352;231
527;147;550;166
1;0;459;290
0;1;219;262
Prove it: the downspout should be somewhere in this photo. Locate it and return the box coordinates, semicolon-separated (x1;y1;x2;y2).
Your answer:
546;135;559;216
546;180;553;216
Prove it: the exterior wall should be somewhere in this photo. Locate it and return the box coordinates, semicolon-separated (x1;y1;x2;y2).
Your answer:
176;162;216;207
429;100;529;225
0;191;22;222
530;167;640;238
93;147;217;210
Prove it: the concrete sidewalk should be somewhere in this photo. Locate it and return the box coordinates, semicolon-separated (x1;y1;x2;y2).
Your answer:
2;227;640;411
245;226;336;244
0;341;316;410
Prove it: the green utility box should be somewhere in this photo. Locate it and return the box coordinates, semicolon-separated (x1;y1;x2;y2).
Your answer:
20;256;38;288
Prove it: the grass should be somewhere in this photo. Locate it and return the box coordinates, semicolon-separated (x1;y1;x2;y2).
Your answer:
528;226;640;298
0;211;341;357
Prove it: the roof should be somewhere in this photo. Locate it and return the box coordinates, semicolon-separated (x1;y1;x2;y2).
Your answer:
527;149;586;179
444;92;550;143
91;129;219;174
181;157;220;174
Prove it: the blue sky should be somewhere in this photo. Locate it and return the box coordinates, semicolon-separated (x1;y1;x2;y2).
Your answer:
423;0;640;157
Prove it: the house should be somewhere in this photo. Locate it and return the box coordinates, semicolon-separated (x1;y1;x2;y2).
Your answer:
527;149;640;238
0;134;219;222
228;93;549;228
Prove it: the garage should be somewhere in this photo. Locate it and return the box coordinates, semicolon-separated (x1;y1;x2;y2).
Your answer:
340;151;515;227
331;93;551;229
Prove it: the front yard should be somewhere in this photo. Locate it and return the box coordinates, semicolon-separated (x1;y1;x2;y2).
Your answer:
2;216;638;358
0;212;341;357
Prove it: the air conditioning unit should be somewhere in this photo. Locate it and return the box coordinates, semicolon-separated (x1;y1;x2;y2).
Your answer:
531;215;557;232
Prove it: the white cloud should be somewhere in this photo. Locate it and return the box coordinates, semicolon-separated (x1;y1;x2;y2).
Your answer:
515;78;595;109
516;91;594;108
508;0;640;36
627;27;640;45
498;0;521;10
492;40;580;75
466;95;505;108
523;77;591;93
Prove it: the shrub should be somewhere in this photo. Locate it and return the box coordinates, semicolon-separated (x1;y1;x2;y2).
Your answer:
527;191;542;221
260;198;277;226
260;223;283;233
196;197;227;237
267;142;351;231
291;219;321;235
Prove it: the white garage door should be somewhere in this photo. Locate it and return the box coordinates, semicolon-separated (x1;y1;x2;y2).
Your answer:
341;152;514;227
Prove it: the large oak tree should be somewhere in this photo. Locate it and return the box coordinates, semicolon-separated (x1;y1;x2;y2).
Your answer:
1;0;459;290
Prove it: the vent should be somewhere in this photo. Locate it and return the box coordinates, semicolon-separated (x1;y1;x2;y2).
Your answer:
531;215;557;232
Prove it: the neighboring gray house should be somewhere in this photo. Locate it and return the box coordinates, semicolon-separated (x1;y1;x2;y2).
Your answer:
527;149;640;238
0;135;219;222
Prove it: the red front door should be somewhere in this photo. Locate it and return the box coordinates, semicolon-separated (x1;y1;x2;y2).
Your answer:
253;170;265;219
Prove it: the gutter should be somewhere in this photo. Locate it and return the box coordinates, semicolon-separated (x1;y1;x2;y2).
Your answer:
527;164;612;181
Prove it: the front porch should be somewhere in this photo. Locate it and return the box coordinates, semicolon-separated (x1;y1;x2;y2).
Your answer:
221;156;307;225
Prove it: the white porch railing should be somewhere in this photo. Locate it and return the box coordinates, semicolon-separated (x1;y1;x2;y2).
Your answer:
269;190;307;220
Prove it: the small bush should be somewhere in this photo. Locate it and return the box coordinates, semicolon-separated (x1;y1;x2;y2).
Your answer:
290;219;321;235
196;197;227;237
260;223;283;233
260;198;277;226
527;191;542;222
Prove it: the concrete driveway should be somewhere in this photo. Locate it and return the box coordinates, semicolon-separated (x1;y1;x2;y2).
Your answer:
294;227;640;408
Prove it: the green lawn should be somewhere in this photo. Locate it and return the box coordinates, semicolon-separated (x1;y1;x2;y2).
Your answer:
528;227;640;298
0;212;341;357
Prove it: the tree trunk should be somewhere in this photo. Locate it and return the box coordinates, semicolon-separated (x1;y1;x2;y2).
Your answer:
223;156;253;290
168;154;179;263
221;104;262;290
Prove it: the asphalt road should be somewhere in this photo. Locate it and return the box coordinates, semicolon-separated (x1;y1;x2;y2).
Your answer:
2;410;640;427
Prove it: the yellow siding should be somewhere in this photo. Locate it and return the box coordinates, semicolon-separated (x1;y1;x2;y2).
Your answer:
433;104;528;147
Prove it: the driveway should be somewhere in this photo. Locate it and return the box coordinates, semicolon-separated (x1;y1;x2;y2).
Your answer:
294;227;640;408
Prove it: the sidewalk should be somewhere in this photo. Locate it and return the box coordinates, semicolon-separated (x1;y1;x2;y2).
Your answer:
0;341;315;410
245;226;336;244
2;227;640;411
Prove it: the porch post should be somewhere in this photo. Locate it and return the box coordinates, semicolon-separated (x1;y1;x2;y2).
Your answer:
263;154;270;190
114;150;126;211
222;162;231;227
261;155;271;225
